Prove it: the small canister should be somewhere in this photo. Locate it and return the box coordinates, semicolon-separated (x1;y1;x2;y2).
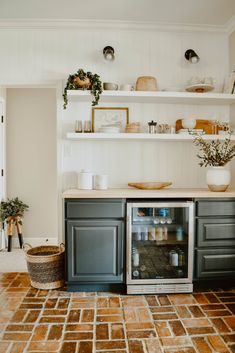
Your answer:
78;170;93;190
93;174;108;190
148;120;157;134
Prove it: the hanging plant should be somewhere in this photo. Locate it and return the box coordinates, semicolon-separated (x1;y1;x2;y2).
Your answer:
63;69;103;109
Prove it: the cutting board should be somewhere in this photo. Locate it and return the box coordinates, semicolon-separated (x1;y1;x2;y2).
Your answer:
175;119;214;134
128;182;172;190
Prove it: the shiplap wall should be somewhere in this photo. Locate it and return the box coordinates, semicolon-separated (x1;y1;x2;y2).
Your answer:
229;30;235;188
0;25;231;191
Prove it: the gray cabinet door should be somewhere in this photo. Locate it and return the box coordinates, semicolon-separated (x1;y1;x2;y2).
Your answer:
197;218;235;247
66;219;124;283
196;249;235;278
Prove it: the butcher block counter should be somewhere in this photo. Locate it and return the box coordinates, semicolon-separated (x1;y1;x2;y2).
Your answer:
62;187;235;199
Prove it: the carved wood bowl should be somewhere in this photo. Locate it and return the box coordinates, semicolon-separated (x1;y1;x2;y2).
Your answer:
128;182;172;190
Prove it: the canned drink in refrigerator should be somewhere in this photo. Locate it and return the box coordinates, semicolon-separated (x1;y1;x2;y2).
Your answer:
176;227;184;241
178;250;185;266
133;251;139;267
135;226;141;241
169;250;178;266
141;227;148;241
148;227;156;241
163;226;168;240
156;227;163;241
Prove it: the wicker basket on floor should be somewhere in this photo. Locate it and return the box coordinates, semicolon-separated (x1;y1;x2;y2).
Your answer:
23;243;65;290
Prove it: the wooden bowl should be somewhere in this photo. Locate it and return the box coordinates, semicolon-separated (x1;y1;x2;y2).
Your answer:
128;182;172;190
135;76;158;91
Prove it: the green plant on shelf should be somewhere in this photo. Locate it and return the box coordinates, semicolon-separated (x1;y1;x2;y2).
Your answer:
63;68;103;109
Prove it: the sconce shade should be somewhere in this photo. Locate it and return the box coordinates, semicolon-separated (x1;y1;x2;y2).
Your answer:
185;49;200;63
103;46;115;61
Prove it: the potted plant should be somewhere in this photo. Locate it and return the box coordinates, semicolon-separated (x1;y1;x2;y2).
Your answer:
63;69;103;109
194;134;235;191
0;197;29;251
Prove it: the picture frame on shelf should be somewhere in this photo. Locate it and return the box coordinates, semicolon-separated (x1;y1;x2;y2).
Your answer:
92;107;129;132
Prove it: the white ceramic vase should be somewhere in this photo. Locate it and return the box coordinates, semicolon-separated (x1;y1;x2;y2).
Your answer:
206;166;231;192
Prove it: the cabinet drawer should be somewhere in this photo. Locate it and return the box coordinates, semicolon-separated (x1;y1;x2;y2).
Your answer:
197;218;235;247
196;249;235;278
196;200;235;217
65;199;125;219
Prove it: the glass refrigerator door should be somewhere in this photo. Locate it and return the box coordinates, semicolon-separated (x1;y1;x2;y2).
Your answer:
127;202;194;284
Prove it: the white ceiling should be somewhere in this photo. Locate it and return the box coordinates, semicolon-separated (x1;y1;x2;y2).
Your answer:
0;0;235;26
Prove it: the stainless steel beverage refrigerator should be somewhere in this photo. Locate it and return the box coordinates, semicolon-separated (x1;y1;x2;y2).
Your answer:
126;201;194;294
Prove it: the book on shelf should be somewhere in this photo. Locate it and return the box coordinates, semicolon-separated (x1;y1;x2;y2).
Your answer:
223;71;235;94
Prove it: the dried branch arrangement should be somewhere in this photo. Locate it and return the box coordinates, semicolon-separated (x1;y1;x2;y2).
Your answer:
194;135;235;167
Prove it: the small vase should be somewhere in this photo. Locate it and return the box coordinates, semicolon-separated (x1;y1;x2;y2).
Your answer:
206;166;231;192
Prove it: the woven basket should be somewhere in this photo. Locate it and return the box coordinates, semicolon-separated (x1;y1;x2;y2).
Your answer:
23;243;65;290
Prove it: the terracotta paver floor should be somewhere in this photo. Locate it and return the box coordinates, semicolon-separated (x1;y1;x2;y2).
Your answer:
0;273;234;352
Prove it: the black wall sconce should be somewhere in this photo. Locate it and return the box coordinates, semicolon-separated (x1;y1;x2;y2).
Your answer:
185;49;200;64
103;46;115;61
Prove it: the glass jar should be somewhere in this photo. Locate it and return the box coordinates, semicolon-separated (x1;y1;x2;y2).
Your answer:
148;120;157;134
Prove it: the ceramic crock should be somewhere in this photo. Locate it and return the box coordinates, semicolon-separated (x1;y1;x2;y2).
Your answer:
206;166;231;192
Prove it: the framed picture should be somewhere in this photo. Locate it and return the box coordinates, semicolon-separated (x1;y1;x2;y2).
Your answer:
92;107;129;132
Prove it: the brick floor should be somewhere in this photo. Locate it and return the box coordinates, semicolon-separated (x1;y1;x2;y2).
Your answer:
0;273;234;352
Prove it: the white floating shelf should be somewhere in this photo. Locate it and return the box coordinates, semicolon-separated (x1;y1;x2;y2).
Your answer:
66;132;235;142
67;90;235;105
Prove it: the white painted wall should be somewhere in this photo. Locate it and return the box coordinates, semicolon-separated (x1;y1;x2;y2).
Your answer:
0;25;232;235
229;30;235;71
229;30;235;188
6;88;57;240
0;100;4;200
0;27;228;90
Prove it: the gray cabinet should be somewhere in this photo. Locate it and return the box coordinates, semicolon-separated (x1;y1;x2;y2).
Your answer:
65;199;125;291
66;219;124;282
195;199;235;280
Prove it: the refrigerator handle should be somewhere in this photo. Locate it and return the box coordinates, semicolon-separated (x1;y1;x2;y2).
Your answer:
126;208;132;282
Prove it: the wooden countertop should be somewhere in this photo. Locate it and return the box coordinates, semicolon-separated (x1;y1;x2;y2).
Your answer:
62;188;235;199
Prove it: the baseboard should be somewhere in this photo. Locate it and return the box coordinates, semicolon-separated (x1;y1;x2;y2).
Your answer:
14;237;58;247
11;237;59;248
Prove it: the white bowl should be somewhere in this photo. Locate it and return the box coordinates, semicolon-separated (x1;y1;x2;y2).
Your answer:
103;82;118;90
182;119;196;129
